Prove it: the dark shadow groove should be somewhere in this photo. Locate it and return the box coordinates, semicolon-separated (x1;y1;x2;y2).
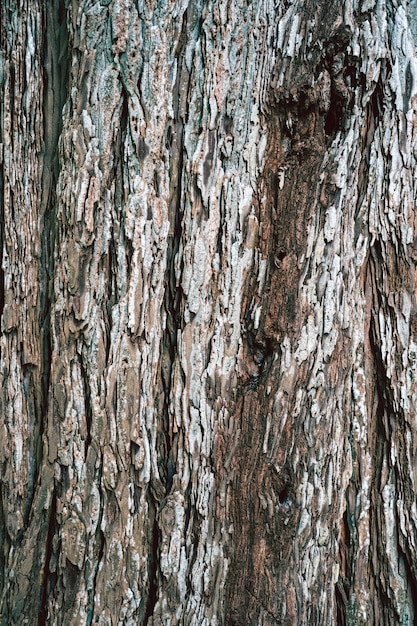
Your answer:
38;489;57;626
143;499;160;626
78;353;92;455
366;242;415;625
86;526;105;625
36;2;69;619
0;5;6;339
0;147;4;330
398;544;417;626
160;5;189;494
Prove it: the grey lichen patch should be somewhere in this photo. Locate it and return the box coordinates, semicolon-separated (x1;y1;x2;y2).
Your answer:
61;514;87;569
408;0;417;46
102;444;119;491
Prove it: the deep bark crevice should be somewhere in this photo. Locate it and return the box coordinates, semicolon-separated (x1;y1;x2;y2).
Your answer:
368;246;393;623
147;8;195;616
365;241;417;625
106;83;128;355
38;490;57;626
39;0;69;418
160;6;191;492
143;500;159;626
323;29;358;140
35;5;69;620
79;352;93;456
335;506;353;625
35;0;69;519
355;79;383;225
0;134;4;331
0;6;6;339
0;488;6;605
398;544;417;626
87;527;105;626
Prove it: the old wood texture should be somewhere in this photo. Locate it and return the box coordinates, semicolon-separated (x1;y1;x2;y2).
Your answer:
2;0;417;624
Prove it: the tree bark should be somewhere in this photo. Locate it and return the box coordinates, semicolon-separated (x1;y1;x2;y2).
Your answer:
2;1;417;624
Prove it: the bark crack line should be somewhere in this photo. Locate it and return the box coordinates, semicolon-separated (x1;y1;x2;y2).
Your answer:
335;509;353;626
146;8;196;622
354;79;383;223
367;245;393;617
143;501;159;626
37;2;69;621
0;6;5;342
397;543;417;626
78;352;93;456
366;242;417;624
37;490;57;626
41;0;69;202
0;124;4;331
86;516;105;625
244;586;281;625
39;0;69;420
159;7;190;502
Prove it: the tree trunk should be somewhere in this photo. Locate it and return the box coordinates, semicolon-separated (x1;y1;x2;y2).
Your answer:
2;0;417;624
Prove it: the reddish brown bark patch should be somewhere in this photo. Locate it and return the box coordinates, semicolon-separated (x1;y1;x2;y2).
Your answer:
224;7;356;624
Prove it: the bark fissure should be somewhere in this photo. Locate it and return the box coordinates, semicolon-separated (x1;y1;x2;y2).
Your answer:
79;352;93;456
87;526;105;626
143;503;159;626
0;3;8;361
38;0;69;456
358;238;417;625
157;7;192;501
355;82;383;223
244;585;281;625
359;247;390;624
0;82;4;328
397;544;417;626
150;7;196;619
41;0;68;204
336;503;354;625
38;491;57;626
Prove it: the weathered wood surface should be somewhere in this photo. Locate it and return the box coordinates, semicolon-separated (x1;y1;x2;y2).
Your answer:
1;1;417;624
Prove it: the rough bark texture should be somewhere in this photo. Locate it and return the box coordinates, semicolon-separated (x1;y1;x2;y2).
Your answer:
2;0;417;625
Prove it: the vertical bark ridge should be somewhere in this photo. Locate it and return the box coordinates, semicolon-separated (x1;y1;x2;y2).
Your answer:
148;7;191;620
354;237;417;625
38;491;57;626
159;5;188;495
143;506;159;626
226;1;417;624
39;0;69;435
0;1;52;619
340;6;417;623
0;51;4;330
0;6;6;599
38;3;70;620
226;2;355;623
